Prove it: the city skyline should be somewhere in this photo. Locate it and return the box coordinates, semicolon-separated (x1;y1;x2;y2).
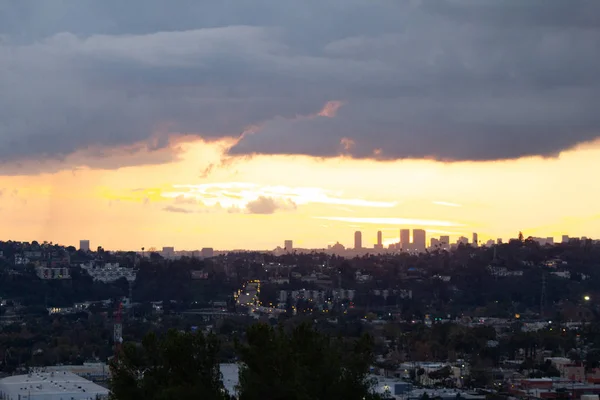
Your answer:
1;1;600;250
64;230;596;254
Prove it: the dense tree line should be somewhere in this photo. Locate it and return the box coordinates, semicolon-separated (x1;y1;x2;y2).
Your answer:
110;323;381;400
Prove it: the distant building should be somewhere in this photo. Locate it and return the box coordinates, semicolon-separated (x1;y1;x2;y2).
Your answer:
201;247;214;258
430;238;440;248
329;242;346;254
354;231;362;249
457;236;469;245
374;231;384;250
497;238;503;244
284;240;293;251
533;237;555;246
485;239;495;247
413;229;426;252
0;371;108;400
472;232;479;247
45;362;110;383
400;229;410;250
36;266;71;280
80;262;135;283
162;247;175;258
562;235;570;243
14;254;30;265
439;235;450;250
79;240;90;252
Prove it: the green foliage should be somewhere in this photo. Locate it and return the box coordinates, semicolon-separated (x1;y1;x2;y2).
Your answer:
236;323;381;400
110;329;231;400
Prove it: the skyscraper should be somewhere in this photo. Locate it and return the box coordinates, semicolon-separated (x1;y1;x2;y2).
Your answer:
79;240;90;252
472;232;479;247
374;231;383;250
440;235;450;250
284;240;293;251
400;229;410;250
413;229;426;252
354;231;362;249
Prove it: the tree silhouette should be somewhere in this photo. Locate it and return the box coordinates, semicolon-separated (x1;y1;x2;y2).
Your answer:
110;329;231;400
236;323;381;400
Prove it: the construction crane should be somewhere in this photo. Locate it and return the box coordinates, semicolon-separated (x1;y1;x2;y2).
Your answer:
114;301;123;361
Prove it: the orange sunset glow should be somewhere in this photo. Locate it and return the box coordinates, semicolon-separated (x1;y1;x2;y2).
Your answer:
2;137;600;251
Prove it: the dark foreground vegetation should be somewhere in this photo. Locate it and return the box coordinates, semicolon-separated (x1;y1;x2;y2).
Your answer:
109;323;381;400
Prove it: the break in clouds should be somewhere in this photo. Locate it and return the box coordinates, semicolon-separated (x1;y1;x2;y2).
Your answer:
1;0;600;171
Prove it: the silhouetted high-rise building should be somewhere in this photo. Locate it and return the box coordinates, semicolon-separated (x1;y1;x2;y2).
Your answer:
562;235;570;243
374;231;383;250
284;240;293;251
79;240;90;252
440;235;450;249
400;229;410;250
413;229;426;252
354;231;362;249
472;232;479;247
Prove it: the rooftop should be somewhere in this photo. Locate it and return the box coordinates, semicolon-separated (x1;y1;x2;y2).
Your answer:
0;371;109;397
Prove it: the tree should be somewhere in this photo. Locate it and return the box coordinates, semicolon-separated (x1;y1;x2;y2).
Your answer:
428;366;452;380
236;323;381;400
586;348;600;371
110;329;231;400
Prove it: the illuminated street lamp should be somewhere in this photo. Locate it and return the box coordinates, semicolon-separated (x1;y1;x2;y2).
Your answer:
584;295;591;302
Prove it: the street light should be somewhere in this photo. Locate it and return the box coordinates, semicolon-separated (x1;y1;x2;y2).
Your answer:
584;295;591;302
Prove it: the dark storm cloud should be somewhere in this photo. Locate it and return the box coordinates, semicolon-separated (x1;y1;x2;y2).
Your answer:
1;0;600;171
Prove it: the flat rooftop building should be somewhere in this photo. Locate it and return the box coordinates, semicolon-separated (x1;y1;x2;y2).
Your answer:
0;371;109;400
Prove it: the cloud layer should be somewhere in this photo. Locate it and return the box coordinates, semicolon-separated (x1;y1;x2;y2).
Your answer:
2;0;600;171
160;182;395;212
245;196;296;215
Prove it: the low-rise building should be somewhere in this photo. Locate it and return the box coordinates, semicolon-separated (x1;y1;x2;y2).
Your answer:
36;266;71;280
45;363;110;383
80;262;136;283
0;371;109;400
546;358;586;382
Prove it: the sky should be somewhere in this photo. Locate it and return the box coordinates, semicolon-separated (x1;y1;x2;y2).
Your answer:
1;0;600;250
